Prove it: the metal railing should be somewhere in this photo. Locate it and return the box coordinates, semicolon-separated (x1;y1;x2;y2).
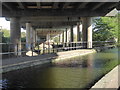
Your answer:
0;41;116;59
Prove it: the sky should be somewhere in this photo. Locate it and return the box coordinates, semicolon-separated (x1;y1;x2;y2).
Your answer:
0;17;26;32
0;17;10;30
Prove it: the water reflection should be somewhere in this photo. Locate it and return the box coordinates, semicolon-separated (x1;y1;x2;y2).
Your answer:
2;48;119;89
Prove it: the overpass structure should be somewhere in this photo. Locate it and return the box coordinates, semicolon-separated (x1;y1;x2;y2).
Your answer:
1;1;120;55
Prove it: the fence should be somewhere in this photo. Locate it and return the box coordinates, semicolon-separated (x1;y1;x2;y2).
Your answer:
0;41;116;59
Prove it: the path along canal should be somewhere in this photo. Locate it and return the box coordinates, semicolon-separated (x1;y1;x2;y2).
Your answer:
1;48;119;89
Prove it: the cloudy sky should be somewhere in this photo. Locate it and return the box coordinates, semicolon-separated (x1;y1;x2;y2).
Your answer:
0;17;25;32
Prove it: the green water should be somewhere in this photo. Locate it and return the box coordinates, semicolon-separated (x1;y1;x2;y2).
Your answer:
1;48;119;89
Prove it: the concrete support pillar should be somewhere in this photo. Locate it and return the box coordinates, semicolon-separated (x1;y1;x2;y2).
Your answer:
36;31;38;43
59;34;61;43
26;23;31;51
70;25;74;42
35;30;37;43
65;28;67;42
81;17;92;48
77;22;81;42
46;34;50;42
32;29;36;47
30;27;33;44
68;30;70;42
10;17;21;55
46;34;50;53
62;31;64;43
60;33;62;43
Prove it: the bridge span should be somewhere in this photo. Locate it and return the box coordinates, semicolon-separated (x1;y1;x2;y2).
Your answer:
1;1;119;57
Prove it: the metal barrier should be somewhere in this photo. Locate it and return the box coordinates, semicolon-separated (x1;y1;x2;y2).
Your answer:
0;41;116;59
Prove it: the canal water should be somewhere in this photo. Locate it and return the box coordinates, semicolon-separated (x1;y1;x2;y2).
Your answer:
1;48;119;89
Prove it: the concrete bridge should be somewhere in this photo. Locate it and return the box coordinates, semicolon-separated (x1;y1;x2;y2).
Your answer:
1;1;120;56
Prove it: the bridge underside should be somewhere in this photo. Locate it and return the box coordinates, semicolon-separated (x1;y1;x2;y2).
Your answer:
1;1;119;55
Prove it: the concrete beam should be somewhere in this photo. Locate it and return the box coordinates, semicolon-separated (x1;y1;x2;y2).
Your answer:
2;9;109;17
37;30;62;36
116;2;120;10
77;2;89;9
20;16;79;23
2;2;13;11
53;2;59;9
108;3;119;9
17;2;26;9
91;2;105;11
63;2;70;9
21;21;77;29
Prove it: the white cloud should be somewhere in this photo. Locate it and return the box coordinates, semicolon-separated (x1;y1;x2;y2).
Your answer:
0;17;26;33
0;17;10;30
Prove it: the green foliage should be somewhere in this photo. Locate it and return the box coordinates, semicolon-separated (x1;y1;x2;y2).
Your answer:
21;32;26;38
1;31;9;52
21;32;26;42
74;34;77;42
1;29;26;43
53;36;59;43
93;14;119;42
21;37;26;42
118;13;120;45
1;29;10;43
2;29;10;37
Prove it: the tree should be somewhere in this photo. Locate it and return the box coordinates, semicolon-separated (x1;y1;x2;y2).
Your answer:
53;36;59;43
21;32;26;42
1;29;10;43
93;14;119;42
2;29;10;37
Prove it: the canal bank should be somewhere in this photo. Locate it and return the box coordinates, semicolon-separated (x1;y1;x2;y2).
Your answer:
1;49;96;73
91;65;119;89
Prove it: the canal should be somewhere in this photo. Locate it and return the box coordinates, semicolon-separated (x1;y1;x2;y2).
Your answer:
1;48;119;89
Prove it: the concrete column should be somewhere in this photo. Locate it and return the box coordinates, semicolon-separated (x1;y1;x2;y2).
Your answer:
59;34;61;43
26;23;31;51
36;31;38;43
35;30;37;43
10;17;21;55
65;28;67;42
68;30;70;42
81;17;92;48
70;25;74;42
32;29;36;47
46;34;50;53
62;31;64;43
30;27;33;44
60;33;62;43
46;34;50;42
77;22;81;42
